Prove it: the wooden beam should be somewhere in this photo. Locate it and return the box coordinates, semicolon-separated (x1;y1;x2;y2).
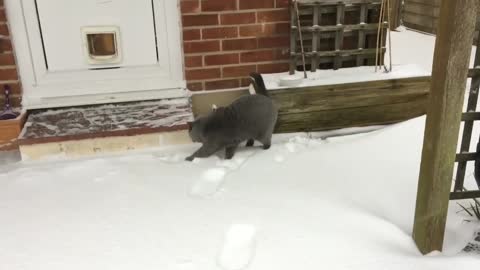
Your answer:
389;0;402;30
412;0;478;255
450;191;480;200
271;76;430;133
455;152;477;162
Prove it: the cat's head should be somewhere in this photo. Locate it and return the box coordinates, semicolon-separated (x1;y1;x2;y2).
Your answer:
188;117;206;143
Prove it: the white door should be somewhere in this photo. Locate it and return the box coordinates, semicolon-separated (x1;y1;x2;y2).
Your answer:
6;0;185;109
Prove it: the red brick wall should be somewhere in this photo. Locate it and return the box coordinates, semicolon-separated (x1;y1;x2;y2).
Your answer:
181;0;291;91
0;0;21;108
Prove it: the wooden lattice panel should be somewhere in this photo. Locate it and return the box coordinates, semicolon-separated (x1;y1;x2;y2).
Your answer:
290;0;388;73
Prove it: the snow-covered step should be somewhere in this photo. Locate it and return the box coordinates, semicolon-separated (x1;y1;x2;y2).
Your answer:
17;98;193;160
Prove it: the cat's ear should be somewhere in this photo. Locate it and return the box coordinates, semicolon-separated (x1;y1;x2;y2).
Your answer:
187;121;193;131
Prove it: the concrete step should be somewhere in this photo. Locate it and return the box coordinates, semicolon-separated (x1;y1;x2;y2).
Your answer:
18;98;193;160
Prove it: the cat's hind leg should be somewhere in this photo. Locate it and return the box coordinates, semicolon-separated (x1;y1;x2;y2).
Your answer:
245;139;255;147
258;132;273;150
225;144;238;160
186;144;221;161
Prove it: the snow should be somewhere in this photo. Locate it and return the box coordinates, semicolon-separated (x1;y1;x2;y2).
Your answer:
263;64;430;90
218;224;257;270
1;29;480;270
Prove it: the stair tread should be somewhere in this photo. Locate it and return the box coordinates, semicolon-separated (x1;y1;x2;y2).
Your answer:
18;98;193;145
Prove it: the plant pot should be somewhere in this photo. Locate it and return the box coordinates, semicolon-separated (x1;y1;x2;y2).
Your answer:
0;111;27;151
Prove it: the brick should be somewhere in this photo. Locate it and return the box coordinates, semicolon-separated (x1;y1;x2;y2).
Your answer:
240;50;276;63
202;27;238;39
222;38;257;51
185;68;221;80
187;82;204;91
241;78;253;87
258;36;289;48
185;55;203;68
0;8;6;22
182;14;219;27
239;23;289;37
257;9;289;23
0;38;11;52
205;79;240;90
183;29;201;41
220;12;256;25
223;65;257;78
0;82;22;95
0;24;9;36
240;0;275;10
257;62;289;73
0;52;15;66
0;68;18;80
275;0;290;8
201;0;237;12
205;53;239;66
183;40;220;53
181;0;200;14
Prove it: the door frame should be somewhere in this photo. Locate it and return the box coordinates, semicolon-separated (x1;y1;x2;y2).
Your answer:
5;0;186;109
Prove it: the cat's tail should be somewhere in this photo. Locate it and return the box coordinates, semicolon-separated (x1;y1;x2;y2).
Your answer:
249;72;269;97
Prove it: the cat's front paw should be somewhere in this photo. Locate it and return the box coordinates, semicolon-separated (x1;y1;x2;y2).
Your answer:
185;155;195;162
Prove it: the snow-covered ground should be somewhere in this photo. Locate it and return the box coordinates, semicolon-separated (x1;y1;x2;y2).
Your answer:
1;29;480;270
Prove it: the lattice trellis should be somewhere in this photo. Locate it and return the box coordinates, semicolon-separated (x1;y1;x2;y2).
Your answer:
290;0;388;73
451;35;480;200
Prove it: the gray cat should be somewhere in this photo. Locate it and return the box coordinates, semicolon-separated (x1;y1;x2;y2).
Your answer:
186;72;278;161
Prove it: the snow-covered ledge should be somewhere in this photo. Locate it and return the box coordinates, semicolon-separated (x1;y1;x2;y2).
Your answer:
263;64;430;90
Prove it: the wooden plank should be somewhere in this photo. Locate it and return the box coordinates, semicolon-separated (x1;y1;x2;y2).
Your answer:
275;97;427;133
299;22;386;32
290;6;298;75
404;0;441;7
403;2;440;18
403;22;437;35
412;0;478;255
455;152;476;162
389;0;402;30
270;76;430;133
450;191;480;200
357;3;368;65
292;47;386;57
312;6;320;72
403;13;437;30
271;77;430;114
468;67;480;78
403;0;480;35
298;0;382;5
298;3;381;15
334;3;346;69
461;112;480;121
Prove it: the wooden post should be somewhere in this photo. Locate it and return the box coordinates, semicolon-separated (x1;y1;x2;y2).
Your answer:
412;0;478;255
389;0;402;30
